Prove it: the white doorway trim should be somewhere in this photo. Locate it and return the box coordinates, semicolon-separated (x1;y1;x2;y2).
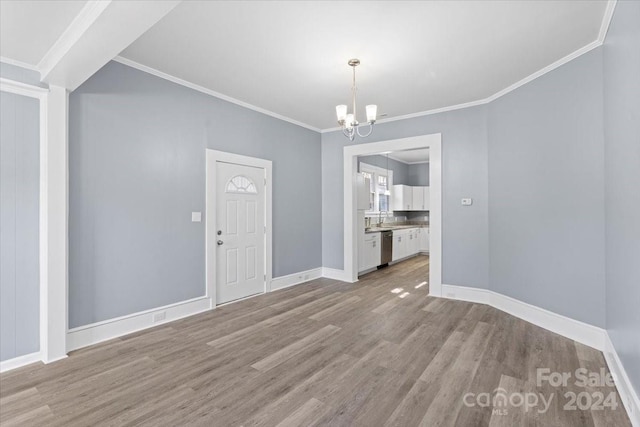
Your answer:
343;134;443;296
205;150;273;307
0;79;69;369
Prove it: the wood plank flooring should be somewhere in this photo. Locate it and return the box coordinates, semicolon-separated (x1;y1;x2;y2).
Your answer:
0;256;631;426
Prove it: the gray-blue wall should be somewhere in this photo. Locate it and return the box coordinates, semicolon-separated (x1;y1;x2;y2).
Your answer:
322;106;490;290
357;154;409;185
0;91;40;361
69;61;322;328
357;154;429;187
408;162;429;186
322;47;608;329
603;0;640;398
488;48;606;327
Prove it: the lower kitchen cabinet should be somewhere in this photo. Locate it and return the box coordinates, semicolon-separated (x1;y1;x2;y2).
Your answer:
392;230;407;261
393;228;429;262
417;227;430;252
359;232;381;273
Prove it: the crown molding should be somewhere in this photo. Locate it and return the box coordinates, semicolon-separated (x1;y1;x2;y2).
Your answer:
113;56;322;133
385;153;429;165
1;0;617;133
0;56;40;72
484;39;603;104
37;0;112;80
322;0;617;133
599;0;617;42
0;78;49;98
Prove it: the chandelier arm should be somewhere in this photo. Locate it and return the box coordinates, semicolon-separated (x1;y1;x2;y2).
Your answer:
356;122;374;138
342;126;355;141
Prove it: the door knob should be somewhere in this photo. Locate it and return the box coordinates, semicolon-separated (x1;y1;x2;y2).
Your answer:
217;240;224;246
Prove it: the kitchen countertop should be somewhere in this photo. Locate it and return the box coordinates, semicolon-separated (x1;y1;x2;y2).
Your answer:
365;224;429;234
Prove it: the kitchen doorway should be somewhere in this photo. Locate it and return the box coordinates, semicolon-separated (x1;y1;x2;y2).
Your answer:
343;134;442;296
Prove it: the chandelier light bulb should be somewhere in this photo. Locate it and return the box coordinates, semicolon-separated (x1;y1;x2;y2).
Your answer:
345;114;355;128
366;105;377;123
336;105;347;122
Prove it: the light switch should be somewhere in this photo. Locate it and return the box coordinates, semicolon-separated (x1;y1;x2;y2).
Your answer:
461;198;473;206
191;212;202;222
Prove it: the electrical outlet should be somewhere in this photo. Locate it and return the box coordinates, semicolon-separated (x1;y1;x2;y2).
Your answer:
461;198;473;206
152;311;166;323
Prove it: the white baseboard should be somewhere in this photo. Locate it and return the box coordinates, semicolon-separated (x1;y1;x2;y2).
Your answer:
322;267;353;282
67;297;212;352
604;334;640;427
440;284;606;351
270;267;323;291
441;284;639;425
0;351;42;373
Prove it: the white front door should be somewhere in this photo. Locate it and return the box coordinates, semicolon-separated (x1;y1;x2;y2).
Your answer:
216;161;266;304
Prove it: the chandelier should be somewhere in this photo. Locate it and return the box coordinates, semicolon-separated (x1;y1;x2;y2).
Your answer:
335;59;377;141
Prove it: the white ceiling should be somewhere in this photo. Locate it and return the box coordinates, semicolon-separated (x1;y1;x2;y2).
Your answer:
120;0;609;130
388;149;429;164
0;1;609;130
0;0;88;67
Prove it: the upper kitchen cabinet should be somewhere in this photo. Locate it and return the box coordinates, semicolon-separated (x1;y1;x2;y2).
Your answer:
417;186;430;210
392;185;412;211
393;184;430;211
412;186;424;211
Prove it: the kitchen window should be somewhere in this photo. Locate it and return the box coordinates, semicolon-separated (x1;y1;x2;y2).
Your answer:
360;162;393;215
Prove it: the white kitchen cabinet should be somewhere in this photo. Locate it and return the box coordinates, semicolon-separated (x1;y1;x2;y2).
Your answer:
393;185;430;211
357;173;371;210
419;227;430;252
412;187;424;211
392;229;412;261
408;228;419;255
392;228;427;262
359;232;381;273
422;187;430;210
392;185;412;211
412;186;430;210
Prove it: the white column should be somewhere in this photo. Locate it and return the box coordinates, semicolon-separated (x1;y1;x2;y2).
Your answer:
40;85;68;363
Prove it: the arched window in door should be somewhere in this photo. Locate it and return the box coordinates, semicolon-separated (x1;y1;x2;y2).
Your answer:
226;175;258;194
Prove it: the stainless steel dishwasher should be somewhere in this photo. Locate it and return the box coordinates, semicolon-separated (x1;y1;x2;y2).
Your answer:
380;231;393;265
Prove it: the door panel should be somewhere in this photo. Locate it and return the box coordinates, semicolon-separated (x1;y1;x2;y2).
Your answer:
216;162;266;304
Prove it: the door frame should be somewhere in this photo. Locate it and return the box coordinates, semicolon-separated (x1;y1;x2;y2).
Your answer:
1;79;70;369
343;134;443;296
205;150;273;307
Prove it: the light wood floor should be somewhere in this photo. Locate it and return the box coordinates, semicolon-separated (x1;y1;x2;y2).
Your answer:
0;256;631;426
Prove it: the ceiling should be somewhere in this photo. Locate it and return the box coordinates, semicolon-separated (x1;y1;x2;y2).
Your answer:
1;1;609;130
120;0;608;130
0;0;88;67
388;149;429;164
